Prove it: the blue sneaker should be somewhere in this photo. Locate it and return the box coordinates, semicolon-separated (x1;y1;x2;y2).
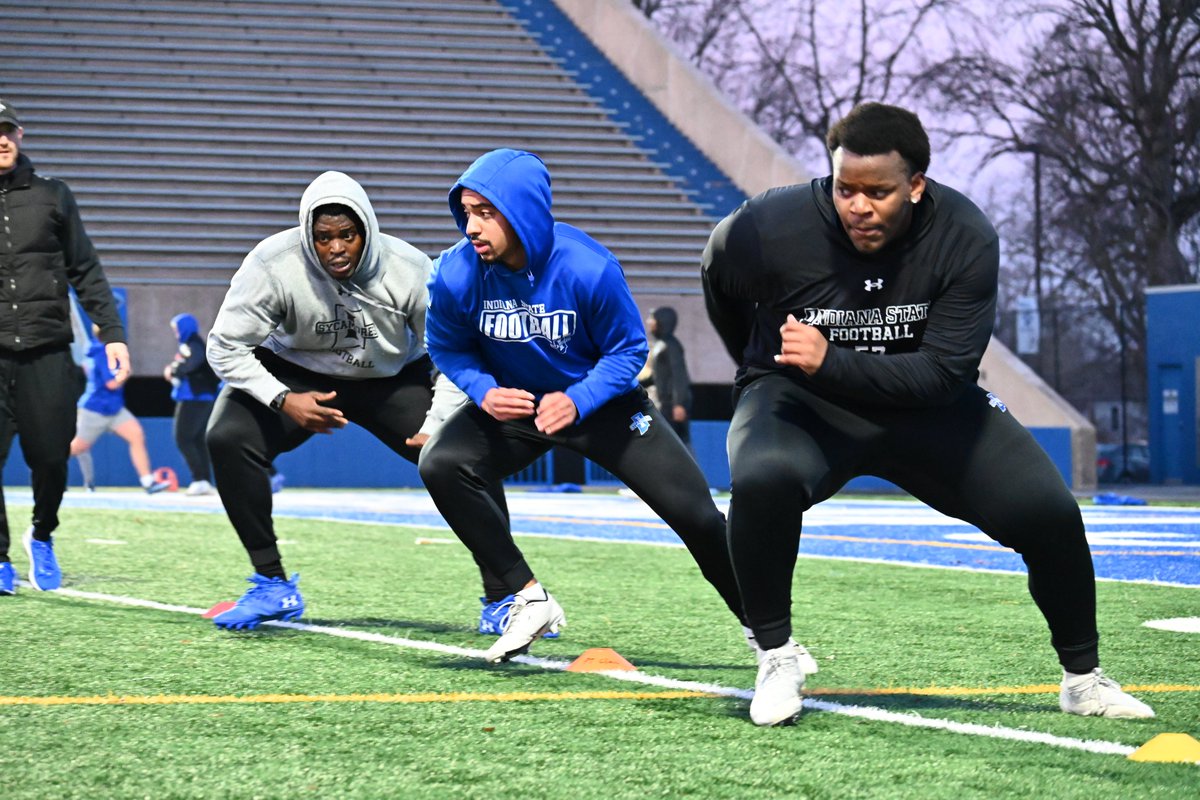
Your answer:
145;479;172;494
0;561;15;595
23;528;62;591
270;471;286;494
213;573;305;630
479;595;560;639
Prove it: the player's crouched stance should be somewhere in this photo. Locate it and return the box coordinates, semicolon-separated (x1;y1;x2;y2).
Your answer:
205;171;448;631
704;103;1154;726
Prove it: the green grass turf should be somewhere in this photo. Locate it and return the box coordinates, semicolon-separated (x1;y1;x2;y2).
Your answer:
0;505;1197;799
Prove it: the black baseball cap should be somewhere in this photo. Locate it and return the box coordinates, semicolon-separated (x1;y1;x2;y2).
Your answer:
0;99;20;127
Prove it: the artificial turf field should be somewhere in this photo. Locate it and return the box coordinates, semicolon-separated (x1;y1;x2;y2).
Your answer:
0;491;1197;799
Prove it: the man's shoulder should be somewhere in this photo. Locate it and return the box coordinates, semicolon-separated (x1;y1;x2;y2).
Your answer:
377;232;432;268
926;180;998;243
247;228;302;265
550;222;620;275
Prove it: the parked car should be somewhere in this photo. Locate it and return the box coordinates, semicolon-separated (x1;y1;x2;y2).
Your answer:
1096;441;1151;483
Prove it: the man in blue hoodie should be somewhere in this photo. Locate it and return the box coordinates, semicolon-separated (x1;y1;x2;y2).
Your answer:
163;313;220;495
420;149;747;664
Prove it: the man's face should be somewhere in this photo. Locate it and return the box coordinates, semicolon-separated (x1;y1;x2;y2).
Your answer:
312;213;365;280
461;189;525;269
831;147;926;254
0;123;22;175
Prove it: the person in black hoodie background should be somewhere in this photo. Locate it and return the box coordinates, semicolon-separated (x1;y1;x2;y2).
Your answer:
0;98;131;596
163;313;220;496
702;102;1153;726
639;306;692;446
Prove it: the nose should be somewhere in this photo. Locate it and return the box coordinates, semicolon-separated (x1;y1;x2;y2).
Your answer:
847;193;871;217
466;214;481;237
328;237;345;253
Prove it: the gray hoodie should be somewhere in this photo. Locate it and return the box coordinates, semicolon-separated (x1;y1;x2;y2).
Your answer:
208;171;434;407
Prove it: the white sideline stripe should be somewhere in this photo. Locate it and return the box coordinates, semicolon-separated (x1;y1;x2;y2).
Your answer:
51;586;1138;759
1143;617;1200;634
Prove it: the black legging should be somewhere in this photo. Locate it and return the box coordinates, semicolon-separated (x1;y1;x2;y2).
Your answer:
206;351;434;572
173;399;214;484
418;388;745;622
727;373;1098;672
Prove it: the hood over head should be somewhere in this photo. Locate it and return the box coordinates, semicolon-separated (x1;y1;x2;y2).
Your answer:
649;306;678;338
448;149;554;271
299;171;380;281
171;313;199;343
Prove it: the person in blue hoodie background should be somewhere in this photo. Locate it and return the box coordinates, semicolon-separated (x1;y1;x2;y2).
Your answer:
163;313;220;495
420;149;747;664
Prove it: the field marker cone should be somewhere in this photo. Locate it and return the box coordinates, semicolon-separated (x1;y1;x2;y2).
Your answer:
566;647;636;672
153;466;179;491
202;601;237;619
1128;733;1200;764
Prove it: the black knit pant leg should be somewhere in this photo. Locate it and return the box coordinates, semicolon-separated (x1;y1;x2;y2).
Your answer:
206;384;312;574
2;348;79;544
419;404;550;594
726;375;865;650
0;353;16;560
173;400;214;484
875;386;1099;672
567;390;744;622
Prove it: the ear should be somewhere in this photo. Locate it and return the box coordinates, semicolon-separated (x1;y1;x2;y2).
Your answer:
909;172;927;204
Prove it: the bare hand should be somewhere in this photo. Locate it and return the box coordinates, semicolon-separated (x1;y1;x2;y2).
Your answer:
535;391;578;435
280;390;347;434
671;404;688;423
775;314;828;375
105;342;132;387
404;432;430;448
481;387;536;421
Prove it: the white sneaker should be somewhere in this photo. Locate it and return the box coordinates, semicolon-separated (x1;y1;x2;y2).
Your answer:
749;645;806;726
744;627;819;674
483;585;565;663
1060;668;1155;719
185;480;215;496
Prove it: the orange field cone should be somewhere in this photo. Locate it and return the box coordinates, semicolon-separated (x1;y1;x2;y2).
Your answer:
202;601;237;619
566;647;636;672
153;466;179;491
1128;733;1200;764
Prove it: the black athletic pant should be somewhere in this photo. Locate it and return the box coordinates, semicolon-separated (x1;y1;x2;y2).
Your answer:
0;346;80;559
419;388;745;622
206;351;436;574
173;399;214;484
727;373;1099;673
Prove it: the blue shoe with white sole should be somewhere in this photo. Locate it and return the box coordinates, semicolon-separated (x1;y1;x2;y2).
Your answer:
213;573;304;630
23;528;62;591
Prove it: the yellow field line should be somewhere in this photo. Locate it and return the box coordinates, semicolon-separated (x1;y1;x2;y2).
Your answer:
0;689;715;707
3;684;1196;708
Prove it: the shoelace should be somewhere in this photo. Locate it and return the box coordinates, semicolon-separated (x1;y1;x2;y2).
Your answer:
761;652;799;682
493;599;517;632
29;541;55;574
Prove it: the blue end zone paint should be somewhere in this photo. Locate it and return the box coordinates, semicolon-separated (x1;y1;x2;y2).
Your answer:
502;0;747;216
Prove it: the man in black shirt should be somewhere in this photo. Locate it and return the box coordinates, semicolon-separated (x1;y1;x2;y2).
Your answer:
703;102;1153;726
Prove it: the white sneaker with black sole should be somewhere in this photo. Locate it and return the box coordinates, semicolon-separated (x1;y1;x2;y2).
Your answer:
1059;668;1155;718
483;585;565;663
750;644;806;726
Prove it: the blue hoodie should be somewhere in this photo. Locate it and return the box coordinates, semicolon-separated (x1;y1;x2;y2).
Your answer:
168;313;219;402
426;149;647;422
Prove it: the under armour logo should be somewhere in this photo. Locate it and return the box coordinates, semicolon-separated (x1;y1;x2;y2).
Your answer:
987;393;1008;413
629;412;653;435
280;595;301;609
864;279;884;291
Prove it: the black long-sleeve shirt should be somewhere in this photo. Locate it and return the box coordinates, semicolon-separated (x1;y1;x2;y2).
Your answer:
702;176;999;408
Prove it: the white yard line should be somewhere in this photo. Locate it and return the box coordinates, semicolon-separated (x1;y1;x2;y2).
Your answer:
48;585;1139;760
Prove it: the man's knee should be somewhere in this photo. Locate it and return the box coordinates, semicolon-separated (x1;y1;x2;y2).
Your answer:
730;451;815;507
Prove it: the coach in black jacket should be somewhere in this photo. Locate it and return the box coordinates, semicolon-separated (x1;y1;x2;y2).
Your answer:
0;98;129;595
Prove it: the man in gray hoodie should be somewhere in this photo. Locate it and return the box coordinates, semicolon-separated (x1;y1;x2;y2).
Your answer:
205;171;466;630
